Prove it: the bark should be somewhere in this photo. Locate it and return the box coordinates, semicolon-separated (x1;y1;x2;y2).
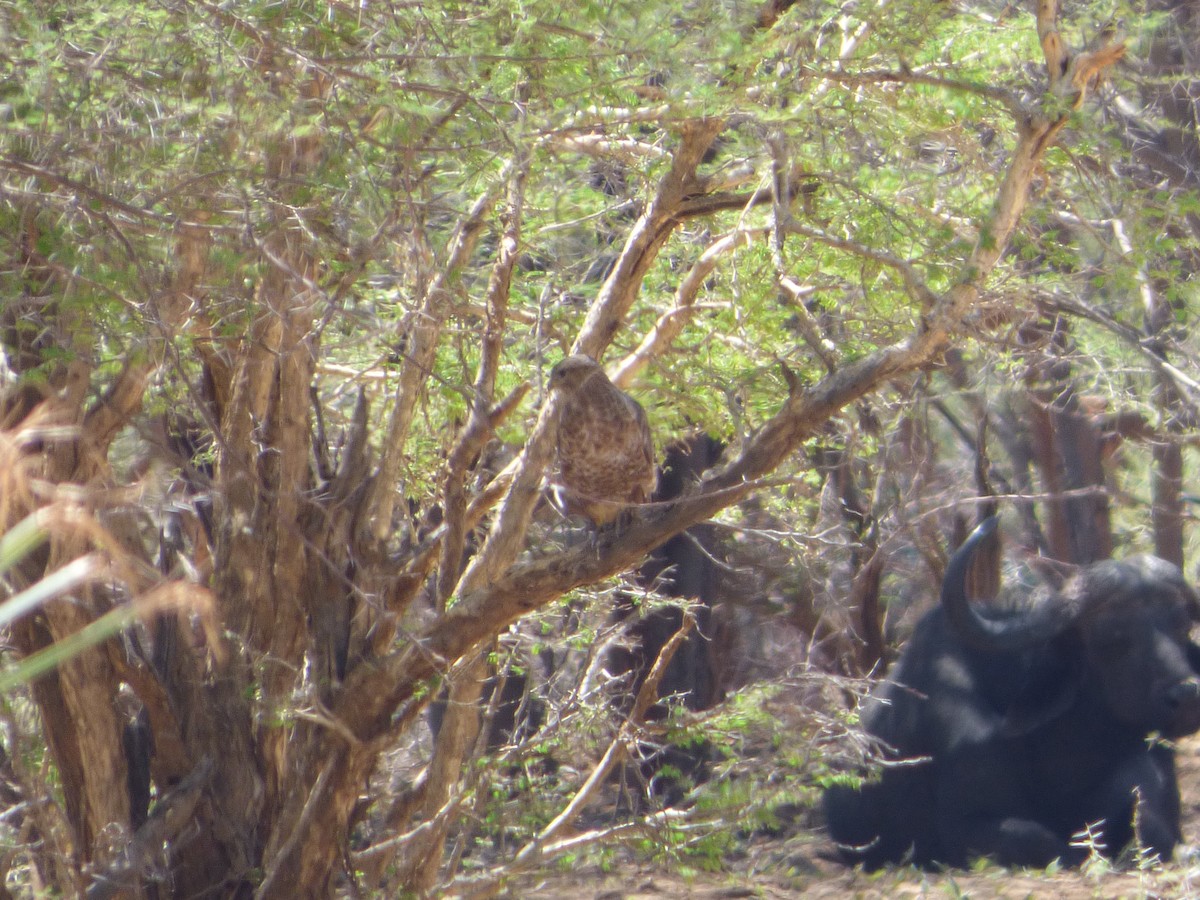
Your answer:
1021;320;1112;564
200;75;330;891
574;118;727;361
1051;397;1112;565
254;16;1125;884
0;4;1130;895
0;208;208;874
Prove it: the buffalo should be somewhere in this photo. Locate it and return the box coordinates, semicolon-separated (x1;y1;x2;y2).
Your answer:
824;517;1200;869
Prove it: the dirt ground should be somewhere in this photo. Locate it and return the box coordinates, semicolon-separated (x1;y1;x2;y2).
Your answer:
512;733;1200;900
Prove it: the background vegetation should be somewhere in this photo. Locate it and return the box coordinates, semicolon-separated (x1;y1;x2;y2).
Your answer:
0;0;1198;896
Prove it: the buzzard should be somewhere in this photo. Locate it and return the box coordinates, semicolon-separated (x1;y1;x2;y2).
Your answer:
548;355;656;528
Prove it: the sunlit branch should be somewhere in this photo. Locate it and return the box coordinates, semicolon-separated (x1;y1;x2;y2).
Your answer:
781;218;940;309
546;133;669;163
810;68;1025;120
612;227;768;388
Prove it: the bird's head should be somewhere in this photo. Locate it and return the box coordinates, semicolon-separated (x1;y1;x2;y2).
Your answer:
548;354;603;394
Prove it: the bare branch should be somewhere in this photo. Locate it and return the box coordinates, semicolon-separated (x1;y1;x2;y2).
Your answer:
436;154;531;610
779;277;839;373
612;227;767;389
546;134;670;164
1038;292;1200;416
563;103;674;129
443;613;697;899
810;68;1025;120
367;184;500;540
573;117;727;360
781;219;940;311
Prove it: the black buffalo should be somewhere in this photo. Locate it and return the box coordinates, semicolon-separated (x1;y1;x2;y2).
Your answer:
824;518;1200;869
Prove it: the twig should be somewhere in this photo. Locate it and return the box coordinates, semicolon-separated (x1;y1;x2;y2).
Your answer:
440;613;697;899
612;227;766;389
85;758;214;900
367;183;500;540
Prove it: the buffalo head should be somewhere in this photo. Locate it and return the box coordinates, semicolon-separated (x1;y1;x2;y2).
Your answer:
943;518;1200;739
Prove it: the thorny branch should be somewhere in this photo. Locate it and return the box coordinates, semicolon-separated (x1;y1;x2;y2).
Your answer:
442;613;698;899
367;184;500;541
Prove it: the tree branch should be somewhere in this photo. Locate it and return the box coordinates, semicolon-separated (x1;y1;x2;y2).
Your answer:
612;227;767;389
85;758;213;900
573;117;727;359
444;613;696;899
367;184;500;540
781;219;940;310
811;68;1025;120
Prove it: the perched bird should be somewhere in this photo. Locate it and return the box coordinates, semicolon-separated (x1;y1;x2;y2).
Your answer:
548;354;656;529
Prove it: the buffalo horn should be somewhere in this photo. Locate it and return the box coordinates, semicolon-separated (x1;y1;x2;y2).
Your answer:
941;517;1076;652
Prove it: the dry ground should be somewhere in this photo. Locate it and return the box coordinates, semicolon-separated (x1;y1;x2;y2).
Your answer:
510;733;1200;900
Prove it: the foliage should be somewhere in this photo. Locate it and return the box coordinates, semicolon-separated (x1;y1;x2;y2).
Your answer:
1;0;1199;895
0;0;1125;448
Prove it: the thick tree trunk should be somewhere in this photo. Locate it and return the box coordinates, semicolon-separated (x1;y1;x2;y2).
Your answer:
1020;319;1113;564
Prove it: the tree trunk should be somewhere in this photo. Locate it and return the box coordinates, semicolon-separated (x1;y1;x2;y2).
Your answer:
0;4;1129;894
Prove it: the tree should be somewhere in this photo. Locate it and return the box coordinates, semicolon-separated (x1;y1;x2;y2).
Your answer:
0;0;1172;895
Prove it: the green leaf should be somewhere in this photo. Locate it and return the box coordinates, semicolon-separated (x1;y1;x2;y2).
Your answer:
0;554;103;631
0;512;48;578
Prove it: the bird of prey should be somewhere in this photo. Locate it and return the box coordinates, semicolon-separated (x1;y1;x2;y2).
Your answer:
548;354;656;529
